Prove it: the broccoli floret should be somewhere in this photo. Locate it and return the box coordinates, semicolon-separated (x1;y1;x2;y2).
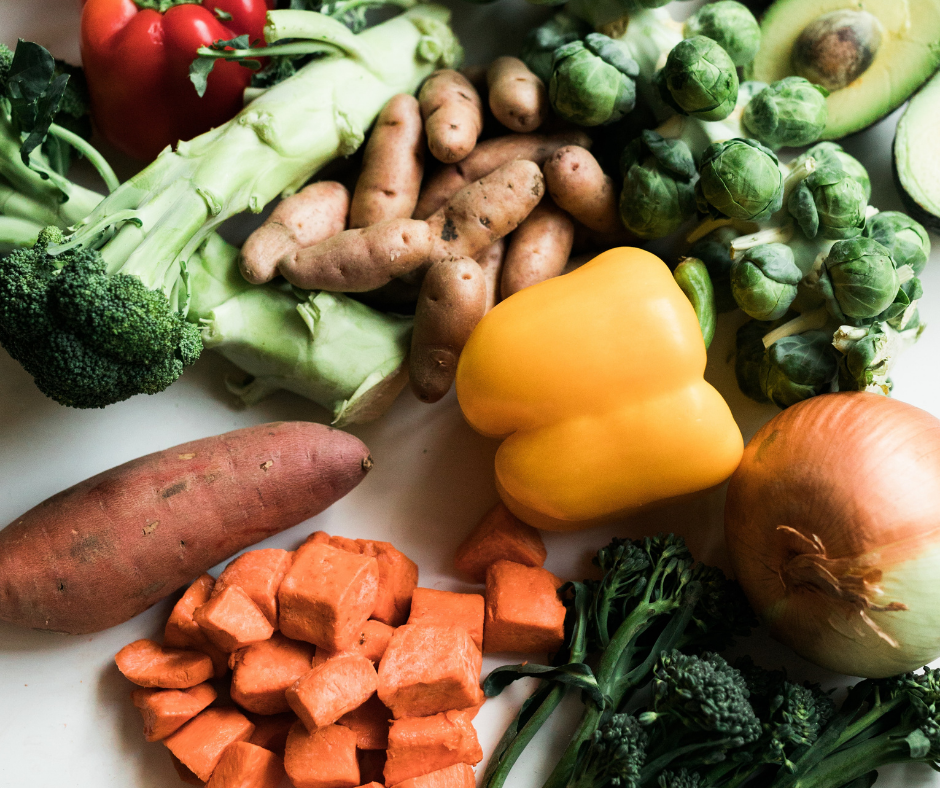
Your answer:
0;228;201;408
573;714;649;788
657;769;703;788
0;43;13;83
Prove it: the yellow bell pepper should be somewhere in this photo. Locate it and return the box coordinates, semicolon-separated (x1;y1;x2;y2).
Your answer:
455;247;743;531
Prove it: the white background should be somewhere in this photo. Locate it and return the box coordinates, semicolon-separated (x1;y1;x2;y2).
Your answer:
1;1;939;786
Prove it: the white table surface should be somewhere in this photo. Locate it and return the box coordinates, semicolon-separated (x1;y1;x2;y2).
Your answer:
1;1;939;786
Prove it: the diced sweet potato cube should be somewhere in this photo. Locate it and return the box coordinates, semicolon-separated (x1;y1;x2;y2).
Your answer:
164;575;230;678
206;742;285;788
287;654;378;732
164;707;256;782
230;632;316;714
132;682;218;741
313;620;396;667
337;693;391;750
358;750;387;786
279;543;379;651
377;625;483;719
213;549;293;627
389;763;475;788
454;503;547;582
284;721;360;788
407;588;484;652
357;540;419;627
170;752;205;786
384;710;482;785
116;639;214;689
484;561;565;654
247;712;296;757
194;585;274;653
330;535;363;553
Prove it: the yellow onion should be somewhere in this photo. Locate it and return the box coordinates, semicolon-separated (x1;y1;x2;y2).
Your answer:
725;392;940;677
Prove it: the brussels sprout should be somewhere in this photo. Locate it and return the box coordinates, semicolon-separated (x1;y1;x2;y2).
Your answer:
698;138;784;221
549;34;639;126
735;319;774;403
816;237;900;321
689;226;739;313
759;330;839;408
796;142;871;200
521;13;591;85
731;243;802;321
656;36;739;121
683;1;761;67
875;276;923;330
864;211;931;276
787;162;867;240
619;130;697;239
834;317;924;395
742;77;828;150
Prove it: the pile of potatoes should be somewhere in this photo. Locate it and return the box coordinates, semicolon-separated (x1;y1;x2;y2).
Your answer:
239;58;629;404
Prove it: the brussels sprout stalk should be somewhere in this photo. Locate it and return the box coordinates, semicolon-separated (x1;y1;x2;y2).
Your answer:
730;223;795;259
833;320;924;395
762;306;830;348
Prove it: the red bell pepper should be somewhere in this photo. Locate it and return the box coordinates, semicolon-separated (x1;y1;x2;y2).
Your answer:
80;0;271;161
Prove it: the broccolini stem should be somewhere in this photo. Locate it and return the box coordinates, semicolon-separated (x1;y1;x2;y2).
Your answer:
46;123;120;194
0;215;42;248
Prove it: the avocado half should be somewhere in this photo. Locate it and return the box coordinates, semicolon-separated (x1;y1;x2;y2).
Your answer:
894;69;940;233
748;0;940;140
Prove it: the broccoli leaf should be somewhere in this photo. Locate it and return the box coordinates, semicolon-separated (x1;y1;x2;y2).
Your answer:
484;662;607;707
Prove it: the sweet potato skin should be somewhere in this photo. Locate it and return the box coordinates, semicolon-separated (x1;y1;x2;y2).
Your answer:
0;422;372;634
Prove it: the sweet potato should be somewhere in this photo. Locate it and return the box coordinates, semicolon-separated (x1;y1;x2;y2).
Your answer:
164;707;256;782
313;619;396;667
414;131;591;219
476;239;505;313
206;742;285;788
453;502;547;583
358;751;388;786
287;654;378;731
483;560;565;654
132;683;218;742
194;584;275;652
356;539;419;626
239;181;350;284
116;639;215;689
487;57;548;133
543;145;622;234
501;198;574;298
0;422;372;634
164;574;229;678
419;70;483;164
337;693;392;750
284;721;360;788
351;94;425;228
410;257;487;404
230;632;316;715
247;712;296;757
385;710;481;786
212;549;292;628
390;762;476;788
406;589;484;652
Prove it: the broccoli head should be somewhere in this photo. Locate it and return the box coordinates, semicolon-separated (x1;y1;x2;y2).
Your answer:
656;769;703;788
0;228;201;408
573;714;649;788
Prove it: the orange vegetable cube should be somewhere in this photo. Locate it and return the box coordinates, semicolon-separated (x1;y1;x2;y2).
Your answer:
377;625;483;719
384;710;482;785
206;742;285;788
132;682;218;741
116;639;214;689
194;585;275;653
164;707;256;782
230;632;316;714
247;712;296;757
357;540;419;627
278;543;379;651
483;561;565;654
164;574;229;678
287;654;378;731
454;502;547;582
407;588;484;652
313;620;396;667
337;693;392;750
170;752;205;786
330;535;363;553
213;549;293;627
389;762;475;788
284;721;360;788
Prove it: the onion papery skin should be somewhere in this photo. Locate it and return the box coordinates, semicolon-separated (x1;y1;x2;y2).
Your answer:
725;391;940;678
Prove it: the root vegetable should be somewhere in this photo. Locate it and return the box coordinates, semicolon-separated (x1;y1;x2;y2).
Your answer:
487;57;548;133
543;145;622;234
419;70;484;164
238;181;349;285
410;257;487;404
476;239;506;313
351;95;425;229
0;422;372;634
501;198;574;298
414;131;591;219
116;639;214;688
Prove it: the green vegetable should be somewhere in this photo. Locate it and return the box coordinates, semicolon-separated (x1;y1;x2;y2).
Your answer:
688;227;738;313
787;161;867;240
673;257;716;348
742;77;828;150
730;243;802;321
894;67;940;233
549;33;640;126
682;1;761;67
520;12;590;84
812;237;899;321
864;211;931;276
760;330;839;408
619;130;696;239
734;318;781;404
657;36;738;122
834;318;924;396
698;138;784;221
795;141;871;199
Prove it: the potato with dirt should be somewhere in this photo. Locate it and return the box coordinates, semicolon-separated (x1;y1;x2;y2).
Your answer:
487;57;548;133
501;198;574;298
419;70;484;164
543;145;622;235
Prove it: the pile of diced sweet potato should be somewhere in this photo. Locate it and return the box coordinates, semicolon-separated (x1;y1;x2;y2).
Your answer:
114;502;563;788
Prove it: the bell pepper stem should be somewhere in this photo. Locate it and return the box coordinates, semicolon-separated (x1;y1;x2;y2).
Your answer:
47;123;121;194
674;257;716;349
